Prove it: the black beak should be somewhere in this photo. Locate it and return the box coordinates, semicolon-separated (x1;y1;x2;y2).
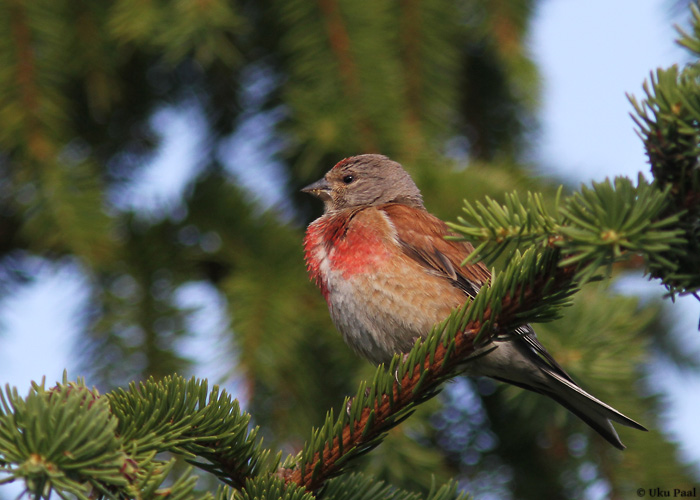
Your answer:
301;178;331;200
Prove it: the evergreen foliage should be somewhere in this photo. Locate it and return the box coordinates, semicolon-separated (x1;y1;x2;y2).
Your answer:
0;0;699;499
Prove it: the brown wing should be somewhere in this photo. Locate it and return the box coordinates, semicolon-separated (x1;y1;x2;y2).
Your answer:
381;203;490;298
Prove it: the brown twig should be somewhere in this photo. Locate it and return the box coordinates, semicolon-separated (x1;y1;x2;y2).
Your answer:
316;0;378;152
9;2;54;162
398;0;424;161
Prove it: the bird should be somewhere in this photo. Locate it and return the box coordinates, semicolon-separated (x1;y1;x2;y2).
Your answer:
302;153;647;450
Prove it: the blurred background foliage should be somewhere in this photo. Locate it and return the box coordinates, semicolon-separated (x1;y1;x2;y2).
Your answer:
0;0;697;498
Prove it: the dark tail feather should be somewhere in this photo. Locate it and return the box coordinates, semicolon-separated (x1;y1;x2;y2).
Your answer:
479;329;647;449
496;370;647;450
541;375;647;450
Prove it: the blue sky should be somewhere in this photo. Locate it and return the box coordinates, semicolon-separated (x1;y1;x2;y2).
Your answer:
0;0;698;488
533;0;685;182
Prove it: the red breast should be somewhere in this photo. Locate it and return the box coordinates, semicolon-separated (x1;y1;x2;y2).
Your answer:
304;207;394;297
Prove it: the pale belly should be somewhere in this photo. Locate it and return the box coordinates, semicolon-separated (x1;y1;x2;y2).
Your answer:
324;262;461;365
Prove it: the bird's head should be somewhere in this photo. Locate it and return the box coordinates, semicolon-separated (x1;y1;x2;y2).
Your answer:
302;154;424;213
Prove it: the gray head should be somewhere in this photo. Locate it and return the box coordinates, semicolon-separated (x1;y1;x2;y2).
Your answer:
301;154;424;212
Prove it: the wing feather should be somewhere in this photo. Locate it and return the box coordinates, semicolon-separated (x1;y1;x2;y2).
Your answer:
380;203;490;298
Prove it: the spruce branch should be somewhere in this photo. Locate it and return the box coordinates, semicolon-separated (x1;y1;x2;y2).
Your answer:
621;7;700;297
0;379;133;500
107;375;277;490
449;176;688;288
0;375;278;499
628;65;700;297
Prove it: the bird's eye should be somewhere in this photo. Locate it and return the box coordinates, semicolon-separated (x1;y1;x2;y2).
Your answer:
342;175;355;184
